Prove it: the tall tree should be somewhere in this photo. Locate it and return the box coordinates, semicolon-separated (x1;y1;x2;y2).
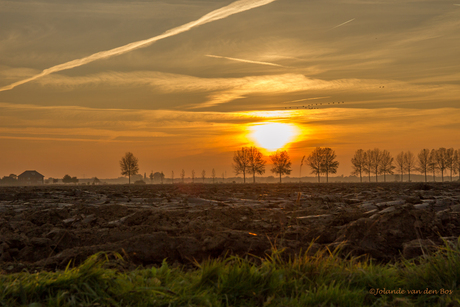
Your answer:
149;171;154;183
429;149;437;182
119;152;139;184
180;169;185;183
446;148;455;181
201;170;206;183
363;150;372;182
436;148;448;182
369;148;383;182
379;150;395;182
416;149;430;182
232;147;251;183
395;151;405;182
247;146;266;183
269;150;292;183
351;149;366;182
322;147;339;183
404;151;416;182
212;168;216;184
306;147;324;183
454;149;460;181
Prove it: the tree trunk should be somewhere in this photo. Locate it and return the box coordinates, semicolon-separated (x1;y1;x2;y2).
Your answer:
279;172;282;183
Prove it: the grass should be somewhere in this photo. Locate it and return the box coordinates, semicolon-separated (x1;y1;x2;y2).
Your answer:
1;241;460;307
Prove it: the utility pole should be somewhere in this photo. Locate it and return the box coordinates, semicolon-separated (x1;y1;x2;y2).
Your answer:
299;155;305;183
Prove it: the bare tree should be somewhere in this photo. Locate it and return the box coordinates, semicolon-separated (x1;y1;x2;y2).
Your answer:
351;149;366;182
322;147;339;183
404;151;416;182
369;148;383;182
363;150;372;182
191;169;195;183
379;150;395;182
306;147;324;183
119;152;139;184
247;146;266;183
270;150;292;183
160;171;164;184
416;149;430;182
446;148;455;181
455;149;460;181
395;151;405;182
149;171;154;183
201;170;206;183
180;169;185;183
436;148;448;182
233;147;251;183
429;149;437;182
212;168;216;184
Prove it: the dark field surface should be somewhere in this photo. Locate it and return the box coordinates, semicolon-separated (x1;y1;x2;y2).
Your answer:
1;182;460;272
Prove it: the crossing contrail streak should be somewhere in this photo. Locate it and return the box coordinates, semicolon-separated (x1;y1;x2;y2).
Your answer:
0;0;277;92
206;54;288;68
330;18;355;30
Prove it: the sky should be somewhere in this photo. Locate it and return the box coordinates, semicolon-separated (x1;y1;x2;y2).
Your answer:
1;0;459;179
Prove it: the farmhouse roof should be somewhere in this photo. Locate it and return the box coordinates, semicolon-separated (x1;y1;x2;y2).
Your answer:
18;170;44;178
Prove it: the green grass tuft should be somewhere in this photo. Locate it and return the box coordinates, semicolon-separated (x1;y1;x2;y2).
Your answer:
1;241;460;306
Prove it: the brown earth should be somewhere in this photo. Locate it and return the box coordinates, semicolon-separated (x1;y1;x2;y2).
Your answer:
1;182;460;272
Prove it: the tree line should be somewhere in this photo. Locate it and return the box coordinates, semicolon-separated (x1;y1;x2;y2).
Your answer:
119;147;341;184
119;147;459;185
232;146;339;183
351;148;460;182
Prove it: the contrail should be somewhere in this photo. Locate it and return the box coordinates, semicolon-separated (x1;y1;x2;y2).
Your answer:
0;0;277;92
206;54;288;68
285;96;331;103
329;18;355;30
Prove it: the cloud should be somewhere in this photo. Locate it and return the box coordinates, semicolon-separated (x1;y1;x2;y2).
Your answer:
34;70;460;109
0;0;277;92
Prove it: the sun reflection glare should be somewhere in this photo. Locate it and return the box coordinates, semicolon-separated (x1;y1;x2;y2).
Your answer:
248;122;299;152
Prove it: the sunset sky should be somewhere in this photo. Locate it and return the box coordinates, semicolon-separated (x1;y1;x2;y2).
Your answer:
1;0;459;179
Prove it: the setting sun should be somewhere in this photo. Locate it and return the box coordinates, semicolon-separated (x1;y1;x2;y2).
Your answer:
249;122;299;152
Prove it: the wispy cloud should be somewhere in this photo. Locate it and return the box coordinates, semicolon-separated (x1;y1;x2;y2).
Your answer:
34;70;460;109
0;0;277;92
206;54;289;68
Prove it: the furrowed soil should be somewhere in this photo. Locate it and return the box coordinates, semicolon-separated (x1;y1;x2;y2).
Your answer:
1;182;460;272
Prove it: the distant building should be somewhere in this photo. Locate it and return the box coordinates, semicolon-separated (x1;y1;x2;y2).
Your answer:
18;170;44;185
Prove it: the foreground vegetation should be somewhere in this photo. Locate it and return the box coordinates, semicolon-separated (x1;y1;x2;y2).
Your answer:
1;241;460;307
